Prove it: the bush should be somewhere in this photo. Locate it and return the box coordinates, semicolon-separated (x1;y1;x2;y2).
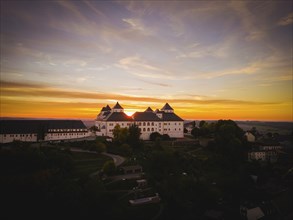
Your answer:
88;141;106;153
119;143;132;156
150;132;161;141
162;134;170;141
102;160;116;175
96;142;106;153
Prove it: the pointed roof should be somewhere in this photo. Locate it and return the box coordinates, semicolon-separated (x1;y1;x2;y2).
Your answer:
101;107;107;111
145;107;154;112
161;103;173;111
105;105;111;111
113;102;123;109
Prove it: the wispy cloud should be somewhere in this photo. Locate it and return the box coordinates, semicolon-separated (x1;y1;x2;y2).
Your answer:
277;12;293;26
122;18;153;35
138;79;171;87
116;56;174;79
229;1;266;41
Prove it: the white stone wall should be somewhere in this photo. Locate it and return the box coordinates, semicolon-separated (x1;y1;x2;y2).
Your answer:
45;132;89;141
162;121;184;138
260;145;282;151
249;152;267;161
135;121;160;140
0;131;89;143
95;119;184;140
0;134;38;143
106;121;133;137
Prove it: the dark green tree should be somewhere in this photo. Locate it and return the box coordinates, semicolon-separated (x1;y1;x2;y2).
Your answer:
150;132;161;141
102;160;116;175
119;143;132;156
113;124;129;144
191;127;200;138
199;120;207;128
127;124;141;149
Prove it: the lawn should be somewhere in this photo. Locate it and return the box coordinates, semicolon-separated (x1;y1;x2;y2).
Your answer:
71;151;111;176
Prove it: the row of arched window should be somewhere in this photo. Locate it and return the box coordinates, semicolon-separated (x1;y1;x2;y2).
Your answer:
142;127;155;132
137;122;156;126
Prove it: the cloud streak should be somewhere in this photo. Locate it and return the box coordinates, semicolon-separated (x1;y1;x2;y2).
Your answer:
1;80;281;106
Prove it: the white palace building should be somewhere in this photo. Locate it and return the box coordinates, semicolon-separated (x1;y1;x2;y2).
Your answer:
95;102;184;140
0;120;89;143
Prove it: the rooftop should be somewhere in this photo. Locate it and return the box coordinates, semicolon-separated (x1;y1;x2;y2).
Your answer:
145;107;154;112
0;120;87;134
161;103;174;111
113;102;123;109
132;112;161;121
105;112;133;121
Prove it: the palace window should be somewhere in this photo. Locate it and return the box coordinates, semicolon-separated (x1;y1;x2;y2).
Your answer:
151;128;154;131
143;128;146;131
143;122;146;126
147;122;150;126
147;128;150;131
151;122;154;126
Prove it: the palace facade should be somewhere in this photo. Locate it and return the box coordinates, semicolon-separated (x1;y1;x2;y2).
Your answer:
95;102;184;140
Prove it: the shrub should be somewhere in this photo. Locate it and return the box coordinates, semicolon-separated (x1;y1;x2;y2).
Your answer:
150;132;161;141
102;161;116;175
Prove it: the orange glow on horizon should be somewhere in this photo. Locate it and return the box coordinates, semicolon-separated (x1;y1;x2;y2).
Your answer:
1;100;292;122
0;82;292;122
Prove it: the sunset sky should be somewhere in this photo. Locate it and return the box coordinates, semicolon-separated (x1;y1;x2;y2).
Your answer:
1;1;292;121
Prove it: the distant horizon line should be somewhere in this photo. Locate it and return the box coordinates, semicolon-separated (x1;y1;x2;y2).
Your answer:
1;117;292;123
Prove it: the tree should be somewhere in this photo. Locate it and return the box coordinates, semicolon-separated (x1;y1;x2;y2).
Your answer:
212;120;245;165
250;127;260;138
191;127;200;138
95;142;106;153
199;120;206;128
184;128;188;133
119;143;132;156
102;161;116;175
154;137;163;150
89;126;100;132
162;134;170;141
113;124;129;144
266;132;273;138
127;124;141;149
150;132;161;141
